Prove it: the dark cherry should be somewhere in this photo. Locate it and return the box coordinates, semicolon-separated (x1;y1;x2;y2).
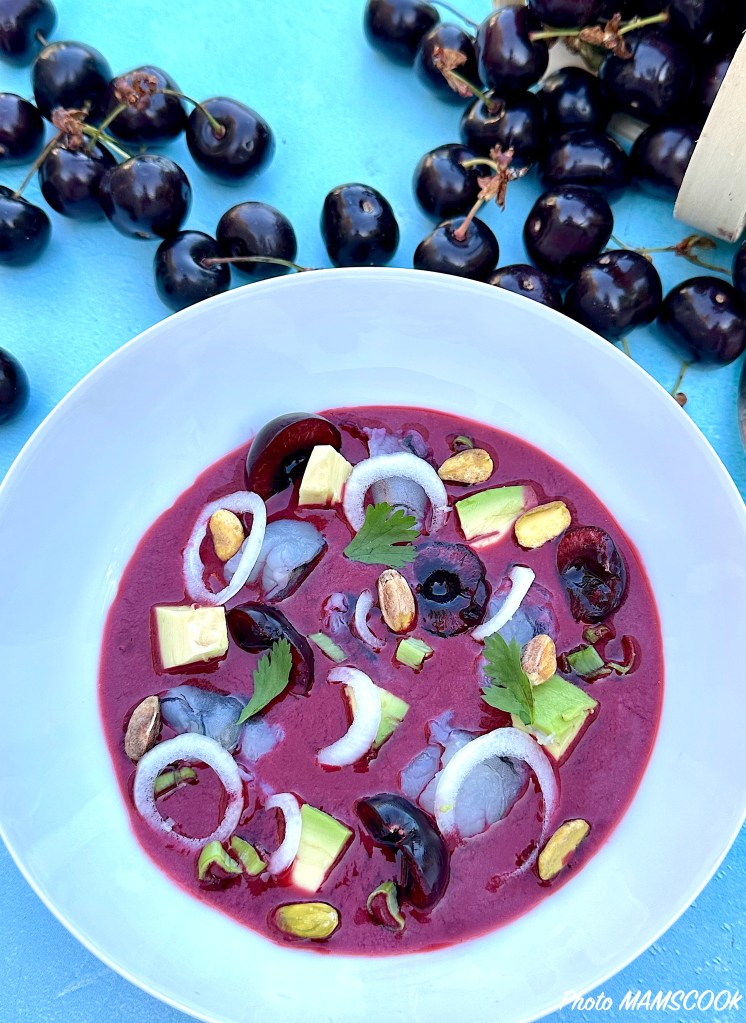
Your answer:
414;216;499;281
105;66;186;145
564;250;662;339
0;347;29;423
0;0;56;66
32;41;112;121
733;243;746;302
540;130;630;198
523;185;613;281
630;124;698;198
98;155;191;240
39;140;115;220
245;413;342;499
357;794;449;909
526;0;605;27
475;6;548;96
216;201;297;282
460;91;544;170
414;23;479;104
658;277;746;365
668;0;720;38
407;540;489;636
363;0;439;64
186;97;273;183
413;143;482;219
557;526;627;623
600;29;690;123
154;231;231;312
598;0;665;14
0;93;43;164
696;50;732;123
538;68;610;136
226;602;314;694
487;263;563;311
0;184;50;265
321;182;399;267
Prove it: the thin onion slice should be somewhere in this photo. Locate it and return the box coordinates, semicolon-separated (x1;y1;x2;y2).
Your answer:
434;726;558;875
317;667;382;767
134;734;244;852
265;792;302;876
472;566;535;642
183;491;267;605
353;589;383;651
343;452;449;532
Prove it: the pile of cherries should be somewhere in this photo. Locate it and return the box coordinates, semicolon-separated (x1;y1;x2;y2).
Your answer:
2;0;746;426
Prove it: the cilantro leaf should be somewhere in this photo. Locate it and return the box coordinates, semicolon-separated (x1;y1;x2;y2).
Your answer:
481;633;535;726
344;502;420;568
237;638;293;723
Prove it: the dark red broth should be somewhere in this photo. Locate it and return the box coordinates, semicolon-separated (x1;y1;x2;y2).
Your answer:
99;406;663;954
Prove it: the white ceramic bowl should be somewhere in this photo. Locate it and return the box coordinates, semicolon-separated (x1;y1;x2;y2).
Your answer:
1;269;745;1023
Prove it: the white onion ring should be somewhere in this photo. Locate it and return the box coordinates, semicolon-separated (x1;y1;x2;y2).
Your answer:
472;566;535;642
317;667;382;767
434;726;558;875
265;792;302;876
342;452;449;532
133;734;244;852
353;589;383;651
183;491;267;605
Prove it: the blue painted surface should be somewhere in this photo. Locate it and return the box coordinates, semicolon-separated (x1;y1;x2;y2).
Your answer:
0;1;743;1020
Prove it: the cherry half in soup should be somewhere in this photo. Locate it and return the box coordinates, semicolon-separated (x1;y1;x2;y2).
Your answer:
659;277;746;365
186;98;274;183
540;130;630;198
0;347;29;423
32;41;112;121
216;201;297;281
0;0;56;66
414;23;479;104
523;185;613;281
39;140;116;220
630;124;698;199
321;183;399;267
363;0;439;64
538;67;610;137
564;250;662;339
99;155;191;240
488;263;563;311
244;412;342;499
413;143;482;219
460;91;545;170
475;6;548;96
0;184;50;265
0;93;44;164
414;216;499;281
154;231;231;312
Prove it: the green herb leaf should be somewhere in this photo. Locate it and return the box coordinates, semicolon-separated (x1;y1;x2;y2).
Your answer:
481;633;534;726
343;502;420;568
237;638;293;723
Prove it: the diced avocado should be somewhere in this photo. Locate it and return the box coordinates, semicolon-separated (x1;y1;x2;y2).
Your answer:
347;682;410;749
455;485;528;544
154;605;228;670
308;632;346;663
395;637;433;670
290;805;352;893
566;645;606;678
230;836;266;876
298;445;353;506
511;675;597;762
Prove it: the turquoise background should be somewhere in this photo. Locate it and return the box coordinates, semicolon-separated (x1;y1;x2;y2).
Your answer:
0;1;743;1020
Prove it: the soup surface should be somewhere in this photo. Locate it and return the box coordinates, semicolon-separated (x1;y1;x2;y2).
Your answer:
99;405;663;954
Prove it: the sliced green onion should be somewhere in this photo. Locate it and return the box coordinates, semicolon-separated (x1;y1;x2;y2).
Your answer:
197;840;242;881
607;636;636;676
566;645;606;679
309;632;346;663
229;836;266;876
582;624;612;645
452;435;474;450
153;766;197;796
395;637;434;670
367;880;405;932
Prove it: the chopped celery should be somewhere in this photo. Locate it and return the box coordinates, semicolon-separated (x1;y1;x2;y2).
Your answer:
197;840;242;881
395;637;433;670
566;644;606;678
308;632;346;663
229;836;266;876
154;766;197;796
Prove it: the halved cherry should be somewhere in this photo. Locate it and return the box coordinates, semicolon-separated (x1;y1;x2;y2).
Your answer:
245;413;342;499
556;526;627;623
226;602;314;692
409;541;490;636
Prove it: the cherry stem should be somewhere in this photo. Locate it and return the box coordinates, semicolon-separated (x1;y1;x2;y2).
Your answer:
201;255;312;273
453;197;485;242
162;89;226;138
81;124;131;160
530;10;668;42
12;133;61;198
35;30;48;46
637;244;730;275
462;157;500;173
448;72;496;107
431;1;478;29
671;360;691;398
618;337;632;358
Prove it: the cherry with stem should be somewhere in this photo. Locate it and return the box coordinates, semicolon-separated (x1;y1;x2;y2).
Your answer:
430;1;478;30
